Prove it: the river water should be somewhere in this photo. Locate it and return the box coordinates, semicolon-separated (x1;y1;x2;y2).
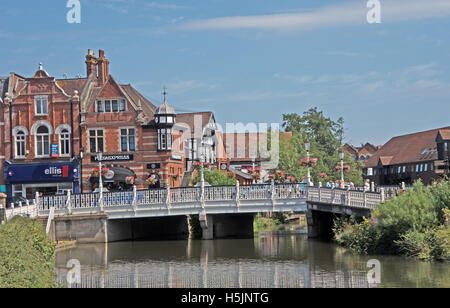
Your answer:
55;231;449;288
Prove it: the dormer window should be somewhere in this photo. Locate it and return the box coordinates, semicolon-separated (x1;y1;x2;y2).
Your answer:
35;95;48;115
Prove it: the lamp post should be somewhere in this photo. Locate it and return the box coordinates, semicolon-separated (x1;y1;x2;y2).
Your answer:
339;148;345;184
305;140;312;186
97;152;104;211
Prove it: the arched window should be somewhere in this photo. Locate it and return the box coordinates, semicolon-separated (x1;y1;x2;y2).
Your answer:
15;130;27;158
60;129;71;156
36;126;50;157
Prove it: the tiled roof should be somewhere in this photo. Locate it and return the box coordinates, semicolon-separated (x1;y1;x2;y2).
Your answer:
120;84;156;118
56;78;88;97
365;126;450;168
438;129;450;141
175;112;214;137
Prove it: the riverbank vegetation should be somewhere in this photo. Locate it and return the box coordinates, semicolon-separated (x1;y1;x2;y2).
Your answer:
0;216;56;288
254;213;307;232
191;169;236;186
333;180;450;261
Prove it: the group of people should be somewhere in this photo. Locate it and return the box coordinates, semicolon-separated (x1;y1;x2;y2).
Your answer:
325;179;356;189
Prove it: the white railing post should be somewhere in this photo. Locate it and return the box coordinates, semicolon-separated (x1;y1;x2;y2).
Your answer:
346;187;351;206
19;202;23;216
66;191;72;215
371;182;375;192
35;192;40;216
363;191;367;208
380;188;385;203
133;185;137;212
271;180;275;200
26;200;30;217
166;185;171;209
318;187;322;203
235;181;240;207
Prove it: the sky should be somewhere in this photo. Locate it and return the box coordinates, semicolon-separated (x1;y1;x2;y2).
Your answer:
0;0;449;146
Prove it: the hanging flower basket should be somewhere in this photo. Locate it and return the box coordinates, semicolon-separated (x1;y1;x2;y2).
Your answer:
125;176;135;185
336;165;351;173
147;176;158;185
300;157;318;168
90;167;110;178
288;176;296;183
320;172;328;180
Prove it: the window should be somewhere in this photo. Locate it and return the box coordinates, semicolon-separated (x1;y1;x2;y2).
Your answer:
35;96;48;115
96;99;126;113
416;165;419;172
403;166;406;173
424;164;428;172
105;100;111;112
420;164;424;172
431;164;434;171
120;128;136;152
97;101;103;112
112;100;118;112
15;130;26;158
398;166;401;174
89;129;104;153
158;128;173;151
36;126;50;156
59;129;70;156
119;100;126;111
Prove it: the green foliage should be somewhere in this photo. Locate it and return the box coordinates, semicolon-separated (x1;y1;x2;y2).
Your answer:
396;227;449;261
191;169;236;186
432;179;450;224
278;108;363;186
373;181;439;253
0;217;56;288
333;216;381;255
333;180;450;261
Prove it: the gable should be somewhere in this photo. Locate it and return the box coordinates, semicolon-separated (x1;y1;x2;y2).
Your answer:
97;78;125;99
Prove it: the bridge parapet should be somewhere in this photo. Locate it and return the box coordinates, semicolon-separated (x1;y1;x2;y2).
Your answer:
5;184;387;221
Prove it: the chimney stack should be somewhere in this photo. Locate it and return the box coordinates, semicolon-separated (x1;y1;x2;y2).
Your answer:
85;49;97;78
97;49;110;85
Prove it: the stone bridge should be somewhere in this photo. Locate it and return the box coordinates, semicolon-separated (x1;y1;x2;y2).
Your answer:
3;183;389;242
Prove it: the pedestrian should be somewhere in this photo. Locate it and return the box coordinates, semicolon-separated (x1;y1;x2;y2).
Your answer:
364;179;370;192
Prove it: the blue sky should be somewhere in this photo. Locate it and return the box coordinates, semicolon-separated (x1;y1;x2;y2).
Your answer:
1;0;449;146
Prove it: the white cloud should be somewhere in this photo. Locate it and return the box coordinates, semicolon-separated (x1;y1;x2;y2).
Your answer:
175;0;450;31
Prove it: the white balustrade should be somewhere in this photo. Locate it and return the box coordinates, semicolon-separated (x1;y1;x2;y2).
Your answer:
18;184;387;219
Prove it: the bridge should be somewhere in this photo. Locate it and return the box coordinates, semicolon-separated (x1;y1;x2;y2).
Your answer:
3;183;389;242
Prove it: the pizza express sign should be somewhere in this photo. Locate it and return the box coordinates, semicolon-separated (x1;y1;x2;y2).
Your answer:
91;154;134;163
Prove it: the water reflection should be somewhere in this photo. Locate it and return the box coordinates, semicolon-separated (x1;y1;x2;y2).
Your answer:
55;231;449;288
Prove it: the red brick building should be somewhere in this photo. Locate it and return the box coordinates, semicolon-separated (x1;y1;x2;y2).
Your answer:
364;126;450;186
0;65;82;199
76;50;186;191
0;49;198;197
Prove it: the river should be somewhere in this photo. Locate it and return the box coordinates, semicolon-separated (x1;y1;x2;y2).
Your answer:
55;231;449;288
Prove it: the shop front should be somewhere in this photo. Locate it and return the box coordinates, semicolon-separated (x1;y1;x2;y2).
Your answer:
4;161;81;199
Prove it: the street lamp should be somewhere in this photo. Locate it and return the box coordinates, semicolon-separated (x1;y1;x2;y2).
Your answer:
339;148;345;184
97;152;104;211
305;140;312;186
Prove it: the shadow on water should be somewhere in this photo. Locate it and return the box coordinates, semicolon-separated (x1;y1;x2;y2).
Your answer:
55;231;450;288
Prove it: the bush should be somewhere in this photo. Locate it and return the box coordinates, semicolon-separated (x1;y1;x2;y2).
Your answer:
0;217;56;288
333;180;450;261
396;227;449;261
333;216;381;254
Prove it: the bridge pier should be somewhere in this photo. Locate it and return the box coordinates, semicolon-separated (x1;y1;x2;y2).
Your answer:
199;213;255;240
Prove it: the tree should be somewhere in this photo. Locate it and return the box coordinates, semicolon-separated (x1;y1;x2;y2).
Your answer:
191;169;236;186
277;108;363;186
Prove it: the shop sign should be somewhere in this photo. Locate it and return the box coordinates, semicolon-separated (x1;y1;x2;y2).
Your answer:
91;154;134;163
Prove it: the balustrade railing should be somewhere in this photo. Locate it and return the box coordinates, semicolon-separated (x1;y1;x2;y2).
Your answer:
4;184;388;220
